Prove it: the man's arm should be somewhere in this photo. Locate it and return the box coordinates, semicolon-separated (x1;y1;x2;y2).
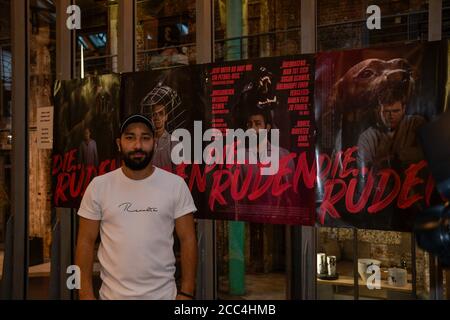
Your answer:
75;216;100;300
174;213;197;300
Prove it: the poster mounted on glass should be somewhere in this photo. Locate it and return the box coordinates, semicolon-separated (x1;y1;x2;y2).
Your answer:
314;41;447;231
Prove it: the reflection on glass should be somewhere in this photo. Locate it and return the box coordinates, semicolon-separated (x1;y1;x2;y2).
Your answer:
0;0;11;292
217;221;287;300
27;0;56;299
212;1;299;300
214;0;301;62
317;228;420;300
75;0;118;77
317;227;355;300
317;0;428;51
136;0;196;70
356;230;414;300
0;0;12;290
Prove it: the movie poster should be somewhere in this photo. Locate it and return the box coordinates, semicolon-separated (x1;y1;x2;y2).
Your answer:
121;55;316;225
121;67;207;170
52;74;121;208
199;55;316;225
314;42;447;231
121;66;208;210
51;41;447;231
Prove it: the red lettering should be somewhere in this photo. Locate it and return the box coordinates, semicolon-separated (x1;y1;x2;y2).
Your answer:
397;161;426;209
318;179;346;224
318;153;331;180
209;170;232;210
98;160;110;176
425;173;435;207
230;166;252;201
69;170;85;199
189;164;208;192
368;169;401;213
175;163;189;180
330;150;343;178
109;159;118;171
340;146;359;178
293;152;316;191
54;173;70;206
52;154;62;175
67;149;78;172
345;170;375;213
248;168;274;201
81;166;98;197
272;153;295;197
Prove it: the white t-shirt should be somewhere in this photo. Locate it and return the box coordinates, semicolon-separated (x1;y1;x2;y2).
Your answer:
77;166;197;300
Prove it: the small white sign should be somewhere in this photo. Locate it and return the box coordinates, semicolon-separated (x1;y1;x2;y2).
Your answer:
37;107;54;149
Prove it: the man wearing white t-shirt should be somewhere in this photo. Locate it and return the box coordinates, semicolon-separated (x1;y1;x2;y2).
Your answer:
75;114;197;300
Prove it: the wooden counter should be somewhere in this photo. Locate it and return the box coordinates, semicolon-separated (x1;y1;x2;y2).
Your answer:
317;261;412;293
317;274;412;292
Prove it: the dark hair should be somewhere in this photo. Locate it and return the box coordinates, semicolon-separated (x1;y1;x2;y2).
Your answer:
377;89;408;108
246;107;272;127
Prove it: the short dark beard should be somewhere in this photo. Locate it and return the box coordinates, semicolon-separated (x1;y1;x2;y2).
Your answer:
121;149;154;171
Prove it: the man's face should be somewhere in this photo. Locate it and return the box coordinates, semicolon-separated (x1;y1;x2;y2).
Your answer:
150;104;168;131
246;114;270;134
116;122;154;171
84;129;91;141
380;101;405;130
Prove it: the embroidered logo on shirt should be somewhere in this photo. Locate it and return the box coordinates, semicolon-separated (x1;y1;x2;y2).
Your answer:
118;202;158;214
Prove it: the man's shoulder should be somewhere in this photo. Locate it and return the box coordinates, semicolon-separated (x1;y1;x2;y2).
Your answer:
161;130;172;141
358;126;379;141
90;168;121;186
402;114;427;131
405;114;426;124
155;167;185;184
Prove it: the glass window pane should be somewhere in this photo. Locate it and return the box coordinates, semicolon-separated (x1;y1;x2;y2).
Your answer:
317;0;428;51
214;0;302;300
0;0;12;287
356;230;414;300
27;0;56;299
317;228;426;300
415;245;431;299
317;227;356;300
136;0;196;70
217;221;287;299
75;0;118;77
444;1;450;39
214;0;301;62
